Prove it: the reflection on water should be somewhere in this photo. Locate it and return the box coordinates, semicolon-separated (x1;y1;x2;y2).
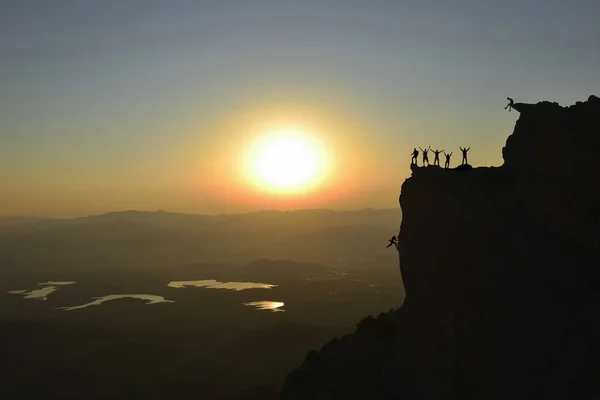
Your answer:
39;281;76;286
243;301;285;312
23;286;58;300
167;279;219;289
60;294;174;311
168;280;276;291
209;282;276;291
8;281;76;300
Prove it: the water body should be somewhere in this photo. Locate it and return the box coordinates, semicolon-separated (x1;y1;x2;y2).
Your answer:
168;280;277;291
8;281;76;300
60;294;174;311
243;301;285;312
39;281;76;286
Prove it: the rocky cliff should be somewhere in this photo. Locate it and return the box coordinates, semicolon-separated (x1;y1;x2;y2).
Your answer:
280;96;600;400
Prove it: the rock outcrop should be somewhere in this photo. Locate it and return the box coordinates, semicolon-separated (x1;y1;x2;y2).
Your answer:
280;96;600;400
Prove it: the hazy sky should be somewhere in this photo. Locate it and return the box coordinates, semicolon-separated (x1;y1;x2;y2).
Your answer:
1;0;598;217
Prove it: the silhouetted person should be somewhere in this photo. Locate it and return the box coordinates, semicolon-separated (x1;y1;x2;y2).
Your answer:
505;97;514;112
411;148;419;165
432;149;444;166
444;151;452;169
386;236;398;248
419;146;431;166
460;146;470;165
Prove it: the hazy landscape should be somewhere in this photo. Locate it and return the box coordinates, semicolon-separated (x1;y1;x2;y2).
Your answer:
3;1;598;399
0;209;404;399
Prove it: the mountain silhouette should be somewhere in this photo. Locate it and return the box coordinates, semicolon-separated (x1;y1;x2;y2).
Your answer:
280;96;600;400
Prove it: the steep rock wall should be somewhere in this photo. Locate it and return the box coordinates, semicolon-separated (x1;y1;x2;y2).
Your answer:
280;96;600;400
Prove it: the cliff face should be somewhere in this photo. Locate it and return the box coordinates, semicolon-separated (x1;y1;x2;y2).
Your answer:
280;96;600;400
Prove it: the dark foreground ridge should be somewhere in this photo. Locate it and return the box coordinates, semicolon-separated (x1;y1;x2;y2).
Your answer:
280;96;600;400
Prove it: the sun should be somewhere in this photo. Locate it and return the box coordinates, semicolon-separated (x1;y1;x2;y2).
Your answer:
244;129;328;194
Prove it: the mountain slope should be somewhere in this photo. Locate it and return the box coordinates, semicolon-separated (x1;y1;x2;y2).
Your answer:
280;96;600;400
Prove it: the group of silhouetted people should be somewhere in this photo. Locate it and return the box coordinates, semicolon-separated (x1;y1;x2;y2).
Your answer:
407;98;516;170
410;146;470;168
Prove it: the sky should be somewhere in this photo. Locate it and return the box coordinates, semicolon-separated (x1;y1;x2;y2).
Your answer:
1;0;599;217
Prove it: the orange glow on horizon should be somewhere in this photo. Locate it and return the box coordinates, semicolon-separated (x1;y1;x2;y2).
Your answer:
184;97;395;214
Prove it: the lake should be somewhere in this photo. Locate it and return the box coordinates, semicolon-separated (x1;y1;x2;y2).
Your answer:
243;301;285;312
8;281;76;300
60;294;174;311
168;279;277;291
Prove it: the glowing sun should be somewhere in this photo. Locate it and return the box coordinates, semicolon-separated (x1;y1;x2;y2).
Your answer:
244;129;328;193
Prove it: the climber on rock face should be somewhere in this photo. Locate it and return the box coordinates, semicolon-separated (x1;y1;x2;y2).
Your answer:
386;236;398;249
432;149;444;166
419;146;431;166
443;151;452;169
459;147;470;165
411;148;419;165
505;97;514;112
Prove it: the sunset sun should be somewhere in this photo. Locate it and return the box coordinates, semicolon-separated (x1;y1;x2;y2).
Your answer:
244;129;328;194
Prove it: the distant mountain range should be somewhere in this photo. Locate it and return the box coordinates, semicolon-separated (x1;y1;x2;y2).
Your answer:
0;208;401;270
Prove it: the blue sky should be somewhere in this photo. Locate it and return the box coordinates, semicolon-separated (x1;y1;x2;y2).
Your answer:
1;0;599;216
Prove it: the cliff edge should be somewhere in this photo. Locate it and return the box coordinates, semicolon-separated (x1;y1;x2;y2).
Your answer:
280;96;600;400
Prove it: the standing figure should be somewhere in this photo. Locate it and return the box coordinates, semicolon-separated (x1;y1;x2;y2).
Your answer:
386;236;398;249
444;151;452;169
411;148;419;165
459;147;470;165
419;146;431;166
432;149;444;166
505;97;514;112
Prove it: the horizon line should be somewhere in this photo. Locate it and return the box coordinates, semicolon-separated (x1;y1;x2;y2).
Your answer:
0;206;401;221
